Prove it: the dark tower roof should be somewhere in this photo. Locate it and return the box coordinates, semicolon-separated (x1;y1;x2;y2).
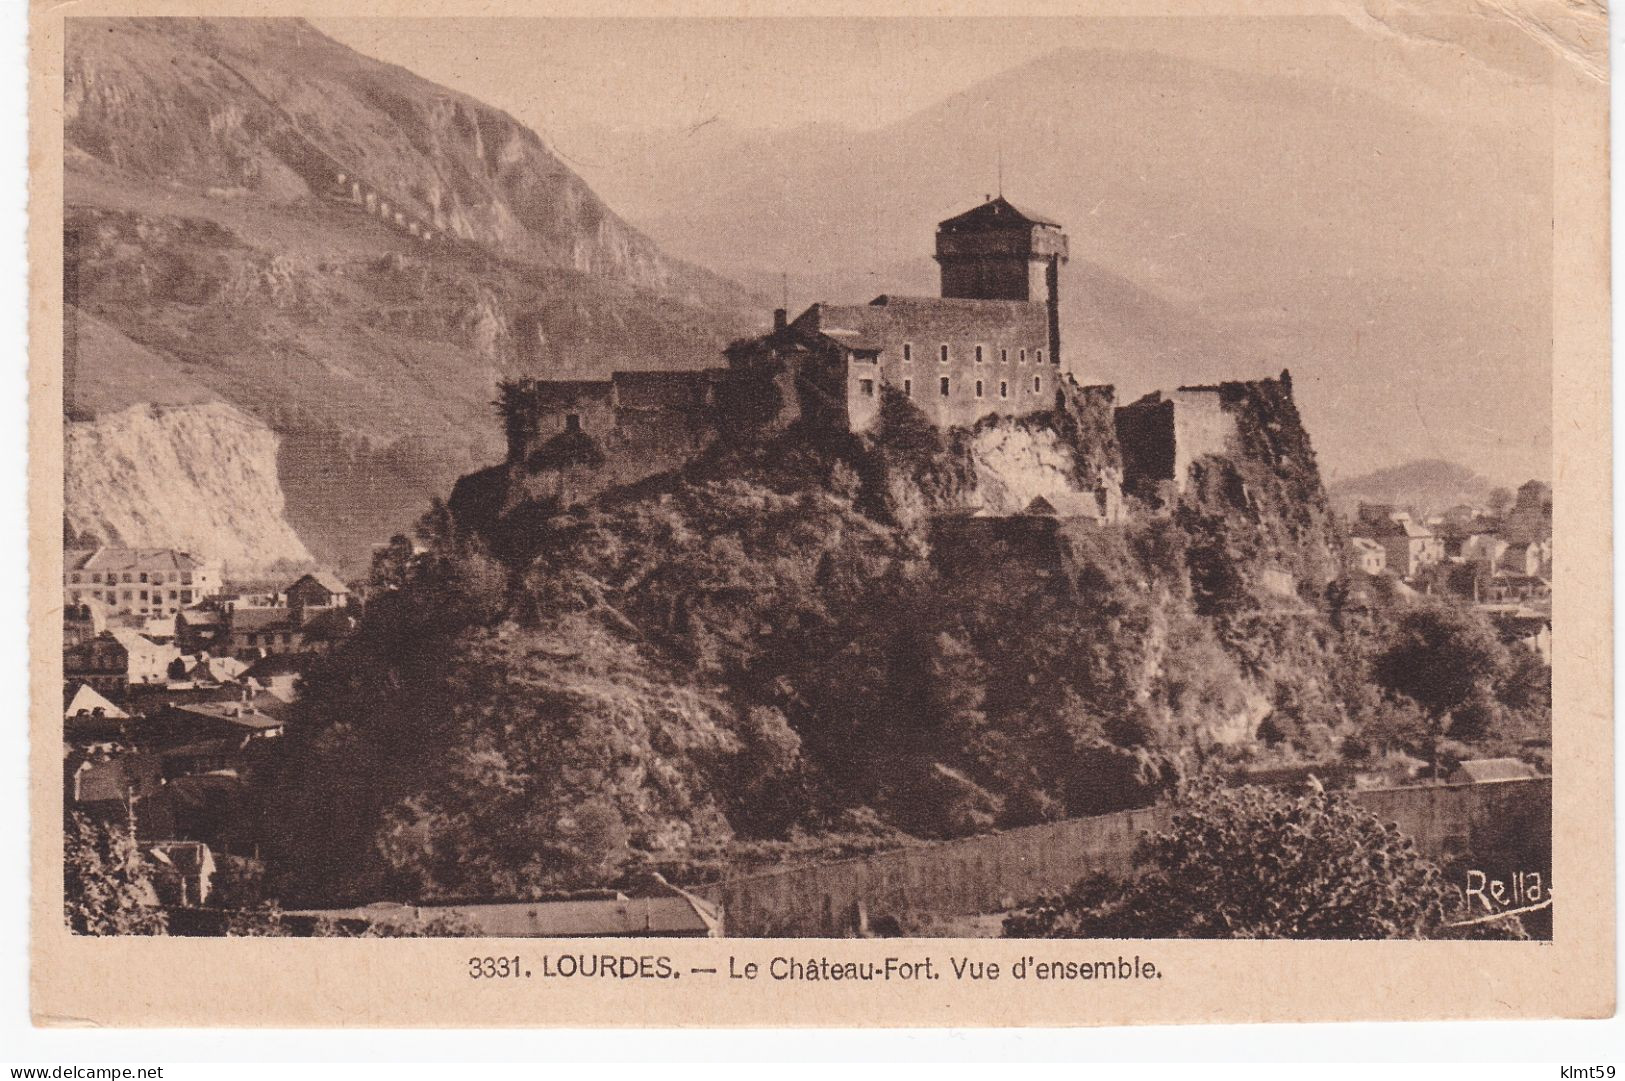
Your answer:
938;196;1062;231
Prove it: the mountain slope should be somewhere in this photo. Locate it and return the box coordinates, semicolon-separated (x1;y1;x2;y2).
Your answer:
64;17;763;570
1326;459;1495;519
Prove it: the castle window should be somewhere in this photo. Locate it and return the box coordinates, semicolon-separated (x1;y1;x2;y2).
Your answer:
902;343;913;363
565;413;581;432
903;378;912;397
1033;376;1042;393
1036;349;1045;365
939;377;950;397
975;380;984;399
1000;348;1008;364
999;381;1009;399
974;345;984;364
940;344;949;363
1019;348;1027;364
858;378;875;398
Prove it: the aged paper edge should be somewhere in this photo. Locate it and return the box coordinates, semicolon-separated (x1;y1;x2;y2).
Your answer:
26;0;1615;1028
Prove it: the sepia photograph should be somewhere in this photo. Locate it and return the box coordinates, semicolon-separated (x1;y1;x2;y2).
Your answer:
24;0;1615;1034
53;10;1563;944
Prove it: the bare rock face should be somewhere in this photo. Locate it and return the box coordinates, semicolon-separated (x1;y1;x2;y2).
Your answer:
65;401;312;575
964;424;1121;517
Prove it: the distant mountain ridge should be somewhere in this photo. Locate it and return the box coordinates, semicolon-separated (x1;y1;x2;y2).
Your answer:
1326;459;1496;519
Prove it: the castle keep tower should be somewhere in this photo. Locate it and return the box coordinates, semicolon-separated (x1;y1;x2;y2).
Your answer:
934;196;1068;367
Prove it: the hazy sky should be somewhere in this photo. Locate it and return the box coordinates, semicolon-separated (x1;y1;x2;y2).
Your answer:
312;15;1550;138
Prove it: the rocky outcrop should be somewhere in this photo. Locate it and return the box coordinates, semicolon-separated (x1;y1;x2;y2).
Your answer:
960;384;1124;519
65;401;312;574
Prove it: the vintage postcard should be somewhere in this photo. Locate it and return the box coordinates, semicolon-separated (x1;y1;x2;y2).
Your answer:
28;0;1613;1027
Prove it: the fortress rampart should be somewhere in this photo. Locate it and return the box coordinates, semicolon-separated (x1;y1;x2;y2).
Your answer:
697;778;1551;936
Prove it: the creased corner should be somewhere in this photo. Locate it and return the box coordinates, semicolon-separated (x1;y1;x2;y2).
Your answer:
1356;0;1607;83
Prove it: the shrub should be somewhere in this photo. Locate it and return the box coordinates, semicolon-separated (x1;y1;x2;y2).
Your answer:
64;812;168;936
1003;783;1468;940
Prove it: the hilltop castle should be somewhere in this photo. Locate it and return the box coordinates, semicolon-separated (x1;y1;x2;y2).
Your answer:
762;196;1070;432
497;197;1076;460
457;197;1292;525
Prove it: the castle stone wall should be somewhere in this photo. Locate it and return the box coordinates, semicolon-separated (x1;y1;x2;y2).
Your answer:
1170;388;1239;491
696;779;1551;936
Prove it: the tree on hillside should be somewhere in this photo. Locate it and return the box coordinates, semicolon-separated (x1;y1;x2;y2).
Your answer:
1487;486;1515;517
369;533;418;592
64;812;168;936
495;379;542;455
1372;604;1510;779
1002;784;1520;940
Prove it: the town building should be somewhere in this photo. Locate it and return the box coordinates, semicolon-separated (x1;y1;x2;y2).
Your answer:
63;682;131;746
69;750;162;808
146;694;289;748
63;599;108;647
64;628;180;700
1345;537;1387;576
285;569;351;613
1480;573;1551;605
174;606;226;654
147;841;218;907
1487;608;1553;665
64;547;222;619
1500;539;1553;578
223;603;353;662
1354;504;1444;579
1461;533;1510;569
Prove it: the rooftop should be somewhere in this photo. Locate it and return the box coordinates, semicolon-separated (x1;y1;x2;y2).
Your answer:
291;569;349;595
1450;758;1539;783
74;547;214;573
938;195;1062;231
795;294;1048;353
167;698;288;731
64;682;129;721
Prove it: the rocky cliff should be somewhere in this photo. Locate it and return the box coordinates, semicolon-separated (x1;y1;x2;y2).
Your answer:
65;401;312;574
